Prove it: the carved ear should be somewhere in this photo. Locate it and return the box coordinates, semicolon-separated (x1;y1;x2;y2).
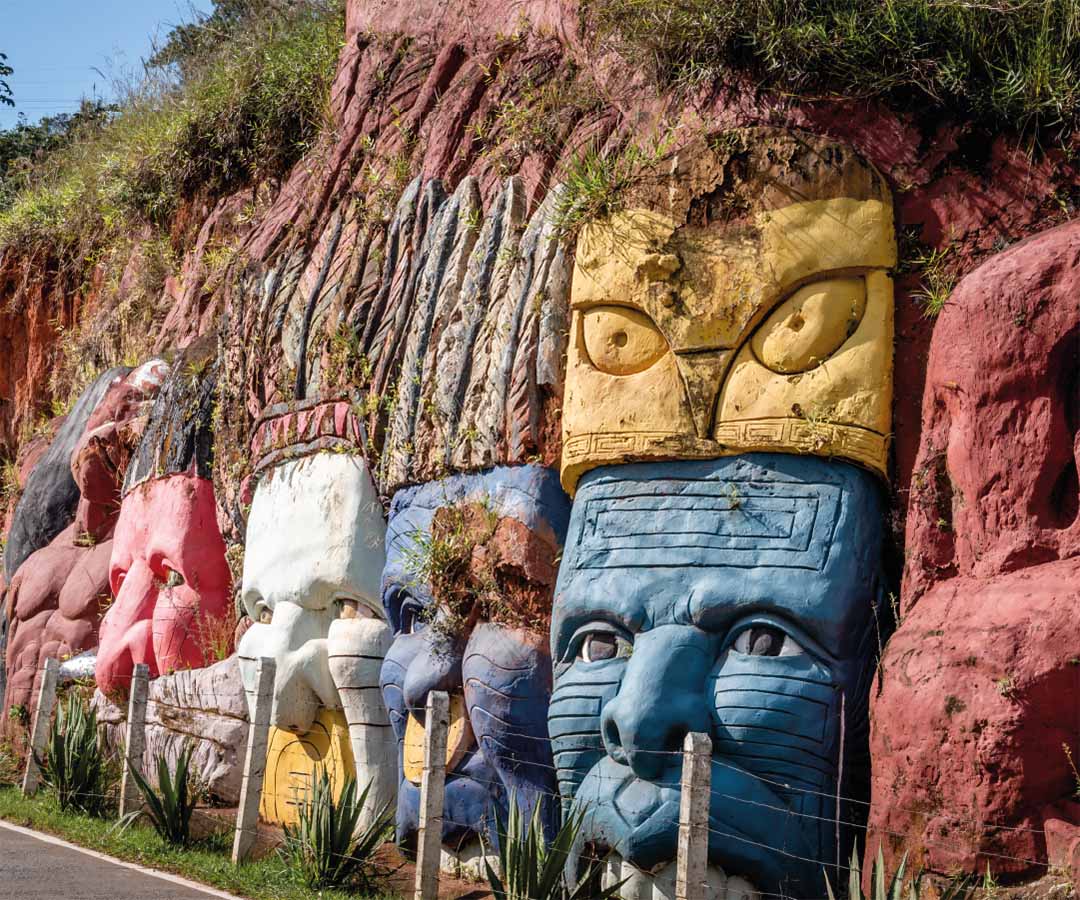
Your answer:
673;350;734;439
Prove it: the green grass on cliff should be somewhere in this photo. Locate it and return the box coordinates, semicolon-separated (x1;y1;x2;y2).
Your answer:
587;0;1080;135
0;1;344;257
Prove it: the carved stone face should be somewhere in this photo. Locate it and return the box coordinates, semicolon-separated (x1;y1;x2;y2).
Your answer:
238;452;388;730
560;130;896;494
96;473;231;696
237;451;393;824
549;454;884;898
379;465;570;851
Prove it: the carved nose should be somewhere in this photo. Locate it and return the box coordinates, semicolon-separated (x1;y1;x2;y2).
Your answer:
600;625;716;781
402;627;463;724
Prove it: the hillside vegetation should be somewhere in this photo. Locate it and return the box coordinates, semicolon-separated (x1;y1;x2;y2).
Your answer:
0;0;343;260
588;0;1080;135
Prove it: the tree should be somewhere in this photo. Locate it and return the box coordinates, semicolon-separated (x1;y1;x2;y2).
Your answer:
0;53;13;107
0;100;114;209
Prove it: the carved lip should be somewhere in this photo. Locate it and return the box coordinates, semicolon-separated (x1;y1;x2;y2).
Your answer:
402;694;474;784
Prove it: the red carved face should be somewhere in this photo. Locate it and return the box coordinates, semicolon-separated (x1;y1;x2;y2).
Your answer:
95;473;231;696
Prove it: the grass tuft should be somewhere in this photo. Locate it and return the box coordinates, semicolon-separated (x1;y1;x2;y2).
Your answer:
553;134;673;239
587;0;1080;135
911;245;957;319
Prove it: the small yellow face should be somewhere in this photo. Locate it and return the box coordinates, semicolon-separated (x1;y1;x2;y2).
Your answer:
560;129;897;493
259;708;354;826
402;694;474;784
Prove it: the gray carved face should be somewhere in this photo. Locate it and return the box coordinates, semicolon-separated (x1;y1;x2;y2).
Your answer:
549;454;885;899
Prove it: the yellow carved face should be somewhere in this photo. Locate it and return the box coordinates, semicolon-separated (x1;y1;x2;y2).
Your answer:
560;129;896;493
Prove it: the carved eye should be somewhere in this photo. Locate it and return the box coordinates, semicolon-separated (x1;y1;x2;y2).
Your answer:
578;631;633;663
400;600;426;635
164;568;185;589
732;625;804;658
256;603;273;625
751;277;867;374
582;306;669;376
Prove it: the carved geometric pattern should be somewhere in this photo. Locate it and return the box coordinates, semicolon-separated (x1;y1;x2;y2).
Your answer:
563;421;887;477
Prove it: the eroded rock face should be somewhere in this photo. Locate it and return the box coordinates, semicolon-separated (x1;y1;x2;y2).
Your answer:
868;220;1080;877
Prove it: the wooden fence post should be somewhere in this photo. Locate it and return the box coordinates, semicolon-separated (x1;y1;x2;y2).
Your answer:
414;691;449;900
21;657;59;796
676;731;713;900
232;657;275;864
119;663;150;818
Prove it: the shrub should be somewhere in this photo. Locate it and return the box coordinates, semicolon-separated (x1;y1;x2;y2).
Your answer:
127;743;199;846
587;0;1080;136
279;767;393;890
35;692;112;816
0;102;114;211
482;795;624;900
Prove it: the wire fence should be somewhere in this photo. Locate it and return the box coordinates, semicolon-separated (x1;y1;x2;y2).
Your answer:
11;657;1066;900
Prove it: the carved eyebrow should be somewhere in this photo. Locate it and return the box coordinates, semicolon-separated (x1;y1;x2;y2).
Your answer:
551;594;646;654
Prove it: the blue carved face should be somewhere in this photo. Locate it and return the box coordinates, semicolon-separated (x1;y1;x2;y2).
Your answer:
380;465;571;851
549;454;884;898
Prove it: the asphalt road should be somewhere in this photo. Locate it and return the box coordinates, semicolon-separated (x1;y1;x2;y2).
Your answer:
0;821;240;899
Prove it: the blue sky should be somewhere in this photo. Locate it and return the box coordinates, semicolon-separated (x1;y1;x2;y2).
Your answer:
2;0;214;128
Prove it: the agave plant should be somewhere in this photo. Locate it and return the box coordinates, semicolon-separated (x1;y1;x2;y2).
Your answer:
127;743;199;845
35;691;111;816
280;767;393;890
828;847;972;900
482;796;624;900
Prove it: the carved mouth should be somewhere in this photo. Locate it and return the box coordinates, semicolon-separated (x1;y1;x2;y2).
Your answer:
600;853;761;900
402;694;474;784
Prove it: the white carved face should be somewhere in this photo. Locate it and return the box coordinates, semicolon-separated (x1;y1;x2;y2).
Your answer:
237;453;389;733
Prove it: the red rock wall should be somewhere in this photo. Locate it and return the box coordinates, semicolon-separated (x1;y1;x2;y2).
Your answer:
868;221;1080;879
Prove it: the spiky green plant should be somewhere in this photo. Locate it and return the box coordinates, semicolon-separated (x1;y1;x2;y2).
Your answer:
827;847;972;900
279;767;392;890
35;692;111;816
482;795;624;900
127;743;199;845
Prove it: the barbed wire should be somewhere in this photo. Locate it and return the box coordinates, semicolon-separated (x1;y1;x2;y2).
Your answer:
14;657;1069;897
